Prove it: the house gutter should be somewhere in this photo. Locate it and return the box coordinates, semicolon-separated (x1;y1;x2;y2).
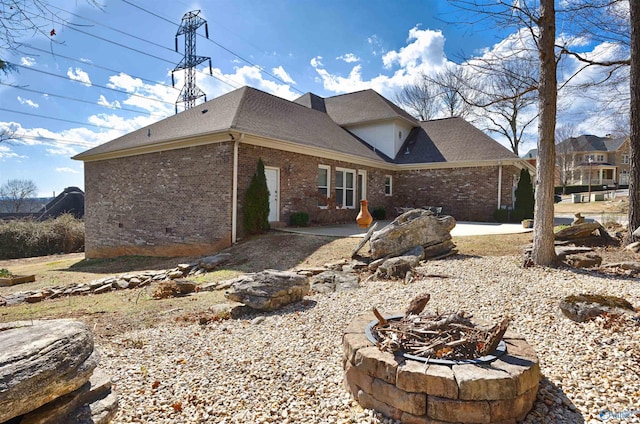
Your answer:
497;162;503;210
231;133;244;244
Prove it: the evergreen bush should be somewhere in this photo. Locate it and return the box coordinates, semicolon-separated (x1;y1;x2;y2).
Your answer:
514;168;535;221
243;158;270;234
289;212;309;227
371;207;386;220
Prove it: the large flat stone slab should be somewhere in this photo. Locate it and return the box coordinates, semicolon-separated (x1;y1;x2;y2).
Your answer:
0;320;97;422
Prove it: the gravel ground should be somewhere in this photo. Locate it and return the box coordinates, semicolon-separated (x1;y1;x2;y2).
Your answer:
99;256;640;424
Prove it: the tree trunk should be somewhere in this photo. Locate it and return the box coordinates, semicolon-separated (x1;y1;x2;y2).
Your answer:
532;0;558;266
628;0;640;243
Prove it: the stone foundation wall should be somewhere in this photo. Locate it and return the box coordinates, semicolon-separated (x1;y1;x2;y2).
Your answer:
343;312;540;423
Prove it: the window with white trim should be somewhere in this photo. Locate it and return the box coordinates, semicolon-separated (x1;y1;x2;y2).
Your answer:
317;165;331;207
622;153;629;164
384;175;393;196
596;154;604;162
335;168;356;208
357;170;367;201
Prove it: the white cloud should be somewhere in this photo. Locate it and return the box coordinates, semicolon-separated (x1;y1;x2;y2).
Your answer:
310;56;323;68
17;96;39;108
337;53;360;63
310;26;449;98
97;95;122;109
55;167;80;174
368;35;386;57
0;144;26;160
20;57;36;67
67;67;92;86
271;66;296;84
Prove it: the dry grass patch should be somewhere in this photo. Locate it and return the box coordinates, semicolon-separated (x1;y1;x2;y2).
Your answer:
453;233;533;257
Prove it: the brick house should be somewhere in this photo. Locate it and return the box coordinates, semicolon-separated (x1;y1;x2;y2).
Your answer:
73;86;533;258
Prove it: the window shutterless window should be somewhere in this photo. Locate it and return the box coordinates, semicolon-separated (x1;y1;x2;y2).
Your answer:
335;168;355;208
384;175;393;196
622;154;629;164
317;165;330;207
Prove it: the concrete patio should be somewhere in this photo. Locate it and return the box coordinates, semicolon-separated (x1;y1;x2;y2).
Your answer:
278;220;533;238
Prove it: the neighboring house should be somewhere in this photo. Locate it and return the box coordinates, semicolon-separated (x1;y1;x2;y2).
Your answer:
73;86;533;258
37;186;85;221
0;187;84;221
555;135;629;187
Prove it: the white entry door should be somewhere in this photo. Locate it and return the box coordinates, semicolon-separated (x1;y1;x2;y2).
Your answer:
265;167;280;222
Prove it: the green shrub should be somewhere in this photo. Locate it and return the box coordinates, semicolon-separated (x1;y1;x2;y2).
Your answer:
0;214;84;259
243;158;270;235
371;207;386;220
514;169;534;221
289;212;309;227
492;208;510;223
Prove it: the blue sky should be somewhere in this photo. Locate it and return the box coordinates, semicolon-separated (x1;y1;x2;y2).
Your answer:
0;0;629;196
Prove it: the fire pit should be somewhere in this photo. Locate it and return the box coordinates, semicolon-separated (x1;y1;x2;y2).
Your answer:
343;306;540;423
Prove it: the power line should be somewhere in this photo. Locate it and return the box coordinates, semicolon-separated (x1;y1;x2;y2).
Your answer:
0;107;128;132
120;0;304;95
11;63;176;107
20;44;179;93
1;82;170;119
46;3;177;55
24;9;240;90
13;133;99;148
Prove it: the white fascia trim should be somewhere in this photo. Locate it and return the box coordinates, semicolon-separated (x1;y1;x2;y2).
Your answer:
73;131;240;162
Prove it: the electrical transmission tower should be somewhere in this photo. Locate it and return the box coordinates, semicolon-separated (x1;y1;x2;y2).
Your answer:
172;10;212;114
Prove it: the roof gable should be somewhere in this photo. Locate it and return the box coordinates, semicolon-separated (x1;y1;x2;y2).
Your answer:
324;89;418;126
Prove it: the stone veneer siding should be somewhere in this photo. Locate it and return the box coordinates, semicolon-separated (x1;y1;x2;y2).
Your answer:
84;142;234;258
393;165;520;222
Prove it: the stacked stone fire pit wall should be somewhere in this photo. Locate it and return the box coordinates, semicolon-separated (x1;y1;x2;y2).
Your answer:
343;312;541;424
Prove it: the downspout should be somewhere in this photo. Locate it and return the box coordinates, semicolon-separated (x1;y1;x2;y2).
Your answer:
497;162;503;210
231;133;244;244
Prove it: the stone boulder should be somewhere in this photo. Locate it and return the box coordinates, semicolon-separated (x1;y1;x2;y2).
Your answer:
225;270;309;311
309;271;360;294
0;320;99;422
560;294;635;322
21;368;117;424
152;279;197;299
370;209;456;260
198;253;232;271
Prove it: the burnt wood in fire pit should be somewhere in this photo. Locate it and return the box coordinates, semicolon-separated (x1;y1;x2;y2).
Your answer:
368;294;509;365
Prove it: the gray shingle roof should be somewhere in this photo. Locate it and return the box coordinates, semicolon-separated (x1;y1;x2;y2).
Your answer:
557;134;628;153
394;117;518;164
323;89;418;126
74;86;522;168
74;87;385;162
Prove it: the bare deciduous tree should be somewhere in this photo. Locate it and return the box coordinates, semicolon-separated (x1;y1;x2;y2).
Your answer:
0;179;38;213
555;124;578;194
394;76;439;121
628;0;640;242
471;57;539;156
426;66;473;118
